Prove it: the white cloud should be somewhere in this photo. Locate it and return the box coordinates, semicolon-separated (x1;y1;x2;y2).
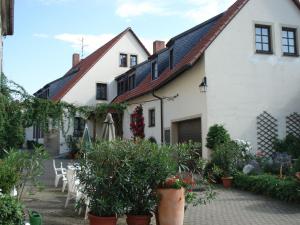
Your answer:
115;0;171;18
33;33;49;38
115;0;237;23
54;32;169;55
54;33;116;55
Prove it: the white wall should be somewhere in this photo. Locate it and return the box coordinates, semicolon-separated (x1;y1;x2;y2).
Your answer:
62;31;149;106
123;58;207;155
205;0;300;151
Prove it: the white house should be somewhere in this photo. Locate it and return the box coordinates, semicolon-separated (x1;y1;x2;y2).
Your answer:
113;0;300;159
26;27;149;155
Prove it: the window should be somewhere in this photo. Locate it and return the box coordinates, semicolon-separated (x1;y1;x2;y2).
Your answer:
96;83;107;100
33;125;43;139
149;109;155;127
128;74;135;90
119;53;127;67
151;61;158;80
117;79;128;95
255;25;272;54
282;27;298;56
130;55;138;67
169;49;174;69
73;117;85;137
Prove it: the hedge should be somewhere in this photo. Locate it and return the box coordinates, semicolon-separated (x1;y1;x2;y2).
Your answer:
233;173;300;202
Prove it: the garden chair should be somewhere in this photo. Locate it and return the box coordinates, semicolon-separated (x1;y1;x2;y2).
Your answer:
61;162;68;192
53;159;66;187
64;168;82;208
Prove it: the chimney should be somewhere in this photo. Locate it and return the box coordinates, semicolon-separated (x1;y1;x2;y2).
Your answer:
153;41;165;54
72;53;80;66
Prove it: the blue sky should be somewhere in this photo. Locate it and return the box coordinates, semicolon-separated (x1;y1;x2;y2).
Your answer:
3;0;235;94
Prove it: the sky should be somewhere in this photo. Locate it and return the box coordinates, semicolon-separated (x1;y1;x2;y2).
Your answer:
3;0;236;94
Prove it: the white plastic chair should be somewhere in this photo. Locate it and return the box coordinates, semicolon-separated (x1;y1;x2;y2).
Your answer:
53;160;66;187
64;168;81;208
61;163;68;192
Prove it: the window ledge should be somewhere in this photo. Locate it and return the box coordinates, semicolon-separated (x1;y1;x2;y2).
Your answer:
282;53;299;57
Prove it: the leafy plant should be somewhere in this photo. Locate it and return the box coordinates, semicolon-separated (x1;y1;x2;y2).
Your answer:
77;140;128;217
211;141;240;177
234;173;300;202
0;195;24;225
206;124;230;150
130;105;145;139
274;134;300;159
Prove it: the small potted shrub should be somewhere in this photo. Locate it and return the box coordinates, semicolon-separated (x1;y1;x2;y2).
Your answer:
211;141;240;188
206;124;230;150
77;140;126;225
121;141;175;225
0;194;24;224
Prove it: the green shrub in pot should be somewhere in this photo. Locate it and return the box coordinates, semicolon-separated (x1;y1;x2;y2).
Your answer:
77;140;127;218
120;141;176;216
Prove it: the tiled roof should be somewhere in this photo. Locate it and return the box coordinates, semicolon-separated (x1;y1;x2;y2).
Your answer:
113;0;300;103
35;27;149;101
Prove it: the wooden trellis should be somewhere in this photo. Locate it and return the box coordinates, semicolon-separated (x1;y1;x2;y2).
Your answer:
257;111;278;157
286;112;300;138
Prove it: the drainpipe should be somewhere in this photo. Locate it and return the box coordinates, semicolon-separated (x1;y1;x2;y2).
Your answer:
152;90;164;144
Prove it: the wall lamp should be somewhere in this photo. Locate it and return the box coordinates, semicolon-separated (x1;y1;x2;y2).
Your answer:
199;76;208;92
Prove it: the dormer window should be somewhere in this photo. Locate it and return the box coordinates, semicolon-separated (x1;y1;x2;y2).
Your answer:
128;74;135;90
152;61;158;80
169;49;174;70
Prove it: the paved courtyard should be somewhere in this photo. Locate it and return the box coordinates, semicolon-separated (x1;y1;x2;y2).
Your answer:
23;159;300;225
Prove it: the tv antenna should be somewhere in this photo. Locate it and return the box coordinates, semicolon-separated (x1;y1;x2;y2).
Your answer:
81;37;88;58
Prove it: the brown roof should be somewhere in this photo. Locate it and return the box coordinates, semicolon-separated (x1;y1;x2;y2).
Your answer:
51;27;149;101
113;0;300;103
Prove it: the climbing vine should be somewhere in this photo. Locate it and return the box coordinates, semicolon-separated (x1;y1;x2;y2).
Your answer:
130;105;145;139
0;74;126;154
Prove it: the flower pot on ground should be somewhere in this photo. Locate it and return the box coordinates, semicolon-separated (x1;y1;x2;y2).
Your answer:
88;214;117;225
221;177;233;188
126;215;152;225
76;140;128;225
157;187;185;225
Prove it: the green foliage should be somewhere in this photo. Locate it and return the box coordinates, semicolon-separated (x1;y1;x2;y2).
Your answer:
211;141;240;177
170;141;202;174
234;173;300;202
0;147;48;200
206;124;230;150
292;157;300;174
273;134;300;159
0;195;24;225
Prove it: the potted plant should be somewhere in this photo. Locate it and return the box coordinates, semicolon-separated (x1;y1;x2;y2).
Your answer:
77;140;126;225
121;141;175;225
211;141;240;188
0;194;25;225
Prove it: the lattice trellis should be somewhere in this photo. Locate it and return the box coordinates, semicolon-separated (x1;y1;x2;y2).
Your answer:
257;111;278;157
286;112;300;138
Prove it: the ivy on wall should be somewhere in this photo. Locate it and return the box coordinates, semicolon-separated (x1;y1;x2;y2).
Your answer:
0;74;126;153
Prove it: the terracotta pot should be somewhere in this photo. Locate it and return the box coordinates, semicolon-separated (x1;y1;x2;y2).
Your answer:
88;213;117;225
157;188;185;225
221;177;233;188
126;215;151;225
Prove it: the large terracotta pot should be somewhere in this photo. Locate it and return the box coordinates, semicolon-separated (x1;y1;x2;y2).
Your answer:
88;214;117;225
221;177;233;188
126;215;151;225
157;188;185;225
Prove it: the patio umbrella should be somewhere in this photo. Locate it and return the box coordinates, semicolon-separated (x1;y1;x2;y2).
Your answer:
101;113;116;141
82;123;92;151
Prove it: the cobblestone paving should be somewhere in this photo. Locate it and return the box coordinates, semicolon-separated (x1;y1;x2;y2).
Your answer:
23;160;300;225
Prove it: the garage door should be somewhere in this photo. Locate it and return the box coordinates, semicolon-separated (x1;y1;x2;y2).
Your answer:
178;118;201;143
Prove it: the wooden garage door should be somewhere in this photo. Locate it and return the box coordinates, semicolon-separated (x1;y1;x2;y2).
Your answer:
178;118;201;143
